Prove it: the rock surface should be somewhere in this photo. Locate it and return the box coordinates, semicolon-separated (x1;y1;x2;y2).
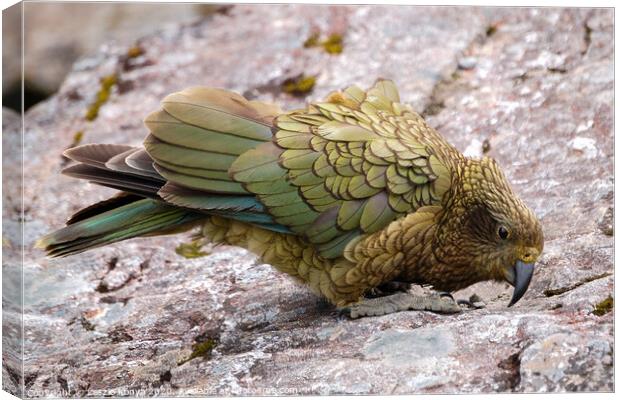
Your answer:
2;5;613;396
2;2;225;108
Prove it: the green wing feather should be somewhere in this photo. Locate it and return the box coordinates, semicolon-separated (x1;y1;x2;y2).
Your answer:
139;87;292;230
232;79;458;258
143;87;277;194
44;81;458;259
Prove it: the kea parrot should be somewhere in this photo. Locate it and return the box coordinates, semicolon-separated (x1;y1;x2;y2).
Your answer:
37;79;544;317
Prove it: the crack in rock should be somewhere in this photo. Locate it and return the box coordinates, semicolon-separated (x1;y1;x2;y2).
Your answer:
496;352;522;391
96;255;146;293
582;18;592;55
543;272;612;297
421;19;500;118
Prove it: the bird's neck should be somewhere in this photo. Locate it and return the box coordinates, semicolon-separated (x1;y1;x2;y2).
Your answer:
398;159;495;291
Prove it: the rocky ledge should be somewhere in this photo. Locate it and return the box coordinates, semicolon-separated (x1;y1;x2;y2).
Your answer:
2;5;613;396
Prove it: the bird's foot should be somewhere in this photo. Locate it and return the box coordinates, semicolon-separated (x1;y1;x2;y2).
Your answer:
344;292;463;319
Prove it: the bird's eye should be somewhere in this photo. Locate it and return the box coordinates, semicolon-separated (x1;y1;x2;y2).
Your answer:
498;225;509;240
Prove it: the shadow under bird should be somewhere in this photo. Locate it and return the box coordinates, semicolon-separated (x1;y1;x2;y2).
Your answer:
37;79;543;317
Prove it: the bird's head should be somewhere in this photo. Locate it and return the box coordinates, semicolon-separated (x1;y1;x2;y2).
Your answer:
435;156;544;306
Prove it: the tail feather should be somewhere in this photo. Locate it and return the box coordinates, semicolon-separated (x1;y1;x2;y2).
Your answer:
66;192;143;225
36;198;205;257
63;144;135;168
62;164;163;196
62;144;165;198
38;88;291;258
105;148;163;180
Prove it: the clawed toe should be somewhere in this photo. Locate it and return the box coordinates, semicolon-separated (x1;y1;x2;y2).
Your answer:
439;292;455;301
457;298;473;307
437;292;486;310
456;294;486;309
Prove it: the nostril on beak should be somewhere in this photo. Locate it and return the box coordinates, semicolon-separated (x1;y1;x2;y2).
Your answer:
522;247;540;263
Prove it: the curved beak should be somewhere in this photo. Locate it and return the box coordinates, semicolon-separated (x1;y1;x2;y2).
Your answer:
506;260;535;307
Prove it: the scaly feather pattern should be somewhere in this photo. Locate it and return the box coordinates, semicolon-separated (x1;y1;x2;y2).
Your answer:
39;79;544;310
230;80;458;258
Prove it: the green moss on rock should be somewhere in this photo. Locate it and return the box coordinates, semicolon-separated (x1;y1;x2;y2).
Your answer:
178;338;218;365
85;74;117;121
303;32;344;54
71;130;84;146
126;45;144;58
303;32;321;48
282;75;316;96
322;34;343;54
593;296;613;316
175;239;209;259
